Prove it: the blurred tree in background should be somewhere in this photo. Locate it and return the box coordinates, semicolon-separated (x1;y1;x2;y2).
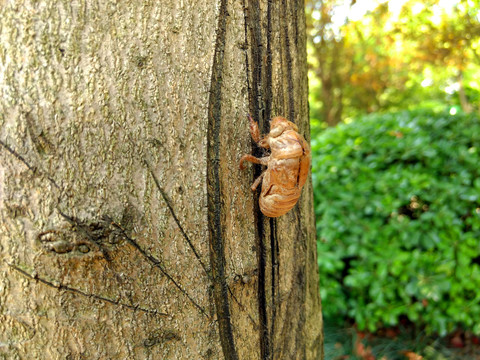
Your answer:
306;0;480;129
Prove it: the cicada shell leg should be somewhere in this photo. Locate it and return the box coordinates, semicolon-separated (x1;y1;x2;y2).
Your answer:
239;155;269;170
251;170;266;192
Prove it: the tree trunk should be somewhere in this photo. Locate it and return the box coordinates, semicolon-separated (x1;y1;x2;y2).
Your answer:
0;1;323;359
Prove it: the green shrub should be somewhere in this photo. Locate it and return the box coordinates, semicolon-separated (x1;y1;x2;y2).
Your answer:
313;108;480;335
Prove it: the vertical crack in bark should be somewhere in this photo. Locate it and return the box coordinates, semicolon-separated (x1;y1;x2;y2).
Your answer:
265;0;279;359
265;3;279;359
265;0;273;124
245;2;268;359
207;1;239;359
269;216;279;357
247;0;265;129
282;0;295;123
257;205;269;360
244;0;275;358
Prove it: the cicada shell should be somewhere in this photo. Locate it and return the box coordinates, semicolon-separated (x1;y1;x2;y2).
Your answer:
239;115;311;217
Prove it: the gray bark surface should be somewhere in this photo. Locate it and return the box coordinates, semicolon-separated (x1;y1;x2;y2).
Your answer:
0;1;323;359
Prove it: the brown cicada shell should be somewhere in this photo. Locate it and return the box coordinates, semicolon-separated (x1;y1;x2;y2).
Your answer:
239;115;311;217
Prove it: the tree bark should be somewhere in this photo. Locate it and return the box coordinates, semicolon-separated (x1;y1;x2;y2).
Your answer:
0;1;323;359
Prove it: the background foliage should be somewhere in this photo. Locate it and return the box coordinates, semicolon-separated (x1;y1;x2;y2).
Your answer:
313;108;480;336
307;0;480;343
306;0;480;129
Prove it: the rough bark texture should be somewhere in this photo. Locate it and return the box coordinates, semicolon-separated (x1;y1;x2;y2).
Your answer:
0;1;323;359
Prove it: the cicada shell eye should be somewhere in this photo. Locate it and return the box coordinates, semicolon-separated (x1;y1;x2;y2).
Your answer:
270;117;287;128
288;121;298;132
269;117;288;137
269;125;285;137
